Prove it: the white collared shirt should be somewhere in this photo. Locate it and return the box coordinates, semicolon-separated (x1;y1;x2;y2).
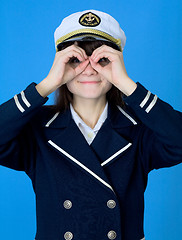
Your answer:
70;103;108;145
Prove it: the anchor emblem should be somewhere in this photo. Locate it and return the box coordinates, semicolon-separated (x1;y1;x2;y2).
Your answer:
79;12;101;27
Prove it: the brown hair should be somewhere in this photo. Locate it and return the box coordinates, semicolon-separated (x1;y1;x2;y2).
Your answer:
52;40;125;112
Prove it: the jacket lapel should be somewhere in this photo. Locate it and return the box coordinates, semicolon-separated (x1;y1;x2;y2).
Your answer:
90;119;132;167
91;104;134;167
45;109;114;193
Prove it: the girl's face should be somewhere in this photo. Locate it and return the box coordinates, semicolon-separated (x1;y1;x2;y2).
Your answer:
66;56;112;100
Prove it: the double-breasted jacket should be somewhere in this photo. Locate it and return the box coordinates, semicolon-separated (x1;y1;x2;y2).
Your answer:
0;82;182;240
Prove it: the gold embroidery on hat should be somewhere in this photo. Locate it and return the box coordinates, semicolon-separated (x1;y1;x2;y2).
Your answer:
79;12;101;27
56;29;122;51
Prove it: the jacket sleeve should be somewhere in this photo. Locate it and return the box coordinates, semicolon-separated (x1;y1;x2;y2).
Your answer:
0;83;48;175
123;82;182;173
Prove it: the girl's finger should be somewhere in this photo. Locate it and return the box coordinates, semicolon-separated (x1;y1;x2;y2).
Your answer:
89;57;103;73
64;49;86;63
73;44;88;60
68;44;88;60
74;59;90;75
91;44;116;59
61;45;86;62
92;51;117;63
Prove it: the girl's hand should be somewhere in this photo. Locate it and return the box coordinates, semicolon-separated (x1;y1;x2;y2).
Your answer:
89;45;137;96
36;44;89;97
48;44;89;86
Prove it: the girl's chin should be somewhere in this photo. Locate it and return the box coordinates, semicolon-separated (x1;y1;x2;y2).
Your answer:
73;91;106;100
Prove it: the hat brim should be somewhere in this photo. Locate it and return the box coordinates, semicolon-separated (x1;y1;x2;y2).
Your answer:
57;34;121;51
63;34;112;42
56;29;122;51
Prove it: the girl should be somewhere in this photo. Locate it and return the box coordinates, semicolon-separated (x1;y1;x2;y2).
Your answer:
0;9;182;240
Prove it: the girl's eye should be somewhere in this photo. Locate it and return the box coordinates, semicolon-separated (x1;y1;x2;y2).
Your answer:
98;57;110;66
98;57;107;62
69;57;81;64
69;57;81;69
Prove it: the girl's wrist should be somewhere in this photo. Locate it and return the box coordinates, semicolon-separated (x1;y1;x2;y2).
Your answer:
116;77;137;96
36;77;59;98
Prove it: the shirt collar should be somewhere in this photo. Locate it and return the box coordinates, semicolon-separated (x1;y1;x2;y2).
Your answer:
70;102;108;131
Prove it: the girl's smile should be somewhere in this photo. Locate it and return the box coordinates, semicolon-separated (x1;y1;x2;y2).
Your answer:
78;80;101;84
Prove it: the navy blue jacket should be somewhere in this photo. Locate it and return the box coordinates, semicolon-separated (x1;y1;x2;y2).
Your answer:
0;82;182;240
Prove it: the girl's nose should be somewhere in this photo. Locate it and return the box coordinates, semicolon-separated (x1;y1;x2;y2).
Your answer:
82;62;97;76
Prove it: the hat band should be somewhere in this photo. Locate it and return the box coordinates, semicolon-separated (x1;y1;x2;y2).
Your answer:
56;29;122;51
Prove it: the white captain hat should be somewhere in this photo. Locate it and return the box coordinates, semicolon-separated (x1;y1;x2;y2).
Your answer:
54;10;126;51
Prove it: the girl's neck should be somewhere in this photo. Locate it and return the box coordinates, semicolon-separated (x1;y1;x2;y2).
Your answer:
72;96;107;129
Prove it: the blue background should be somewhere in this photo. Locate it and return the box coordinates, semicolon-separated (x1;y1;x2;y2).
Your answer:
0;0;182;239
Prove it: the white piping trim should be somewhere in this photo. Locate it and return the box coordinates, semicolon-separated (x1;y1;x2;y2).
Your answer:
20;91;31;108
14;95;25;113
45;112;60;127
101;143;132;167
145;95;158;113
48;140;114;192
117;106;137;125
140;237;145;240
140;91;151;108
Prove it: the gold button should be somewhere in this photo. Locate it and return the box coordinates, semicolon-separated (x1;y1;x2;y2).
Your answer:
63;200;72;209
64;231;73;240
107;200;116;209
107;230;117;239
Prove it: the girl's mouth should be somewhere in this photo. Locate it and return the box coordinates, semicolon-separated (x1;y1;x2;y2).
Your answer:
78;81;101;84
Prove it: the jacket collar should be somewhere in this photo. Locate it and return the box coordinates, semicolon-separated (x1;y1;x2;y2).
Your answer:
45;103;138;129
